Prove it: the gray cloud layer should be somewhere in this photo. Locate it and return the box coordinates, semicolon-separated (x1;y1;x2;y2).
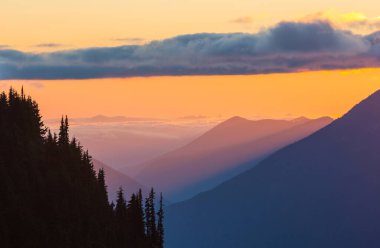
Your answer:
1;21;380;79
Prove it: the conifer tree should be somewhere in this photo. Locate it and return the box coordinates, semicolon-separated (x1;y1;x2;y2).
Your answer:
58;115;69;145
21;86;25;100
115;187;128;246
157;193;164;248
125;191;146;248
137;189;146;235
145;188;157;247
0;88;165;248
47;129;53;144
97;168;108;202
115;188;127;216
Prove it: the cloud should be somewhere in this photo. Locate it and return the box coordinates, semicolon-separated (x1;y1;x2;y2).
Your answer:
0;45;10;49
30;82;45;89
178;115;209;121
302;11;380;32
71;115;163;124
112;37;145;44
34;43;64;48
1;21;380;79
231;17;253;24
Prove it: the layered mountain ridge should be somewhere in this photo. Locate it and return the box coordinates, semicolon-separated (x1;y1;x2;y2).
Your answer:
135;116;332;201
166;90;380;248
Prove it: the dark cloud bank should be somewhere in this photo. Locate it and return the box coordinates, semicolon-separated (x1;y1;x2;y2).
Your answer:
1;21;380;79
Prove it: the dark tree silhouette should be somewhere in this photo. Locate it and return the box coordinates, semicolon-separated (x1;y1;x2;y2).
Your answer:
145;188;158;248
58;115;69;145
115;188;128;247
157;193;165;248
0;88;164;248
97;168;108;202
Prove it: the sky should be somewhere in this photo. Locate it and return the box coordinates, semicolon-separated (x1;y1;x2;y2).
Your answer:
2;69;380;120
1;0;380;121
2;0;380;51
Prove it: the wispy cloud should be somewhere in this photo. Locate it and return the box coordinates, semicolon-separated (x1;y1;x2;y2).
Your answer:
0;45;10;49
34;43;64;48
231;16;253;24
29;82;45;89
302;11;380;33
112;37;145;44
1;21;380;79
178;115;209;120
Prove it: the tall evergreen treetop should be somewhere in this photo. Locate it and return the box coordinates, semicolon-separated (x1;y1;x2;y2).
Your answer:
157;193;164;248
58;115;69;145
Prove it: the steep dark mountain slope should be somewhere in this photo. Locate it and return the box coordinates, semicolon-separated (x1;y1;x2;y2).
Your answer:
166;90;380;248
136;117;332;201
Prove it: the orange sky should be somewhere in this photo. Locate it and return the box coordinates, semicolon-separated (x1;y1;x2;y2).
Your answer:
2;0;380;51
2;68;380;121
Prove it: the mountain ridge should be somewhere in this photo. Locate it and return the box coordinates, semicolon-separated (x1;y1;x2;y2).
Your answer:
135;116;332;201
166;90;380;248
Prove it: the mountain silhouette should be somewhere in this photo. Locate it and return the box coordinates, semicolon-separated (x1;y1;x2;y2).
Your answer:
166;90;380;248
135;116;332;201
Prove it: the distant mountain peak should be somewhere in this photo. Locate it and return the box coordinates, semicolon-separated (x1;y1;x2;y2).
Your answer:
213;116;251;129
291;116;310;122
225;116;249;122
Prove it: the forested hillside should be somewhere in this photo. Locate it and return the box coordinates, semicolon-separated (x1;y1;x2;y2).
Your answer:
0;88;163;248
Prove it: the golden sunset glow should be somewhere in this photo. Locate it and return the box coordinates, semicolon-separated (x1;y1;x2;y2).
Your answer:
3;68;380;120
2;0;380;51
4;1;380;246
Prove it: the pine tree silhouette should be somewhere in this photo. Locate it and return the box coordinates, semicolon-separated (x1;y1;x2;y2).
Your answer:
97;168;108;202
145;188;158;248
0;88;164;248
115;187;128;247
58;115;69;145
157;193;164;248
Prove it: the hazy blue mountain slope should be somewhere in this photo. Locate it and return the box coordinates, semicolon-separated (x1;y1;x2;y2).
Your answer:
166;90;380;248
136;117;331;201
